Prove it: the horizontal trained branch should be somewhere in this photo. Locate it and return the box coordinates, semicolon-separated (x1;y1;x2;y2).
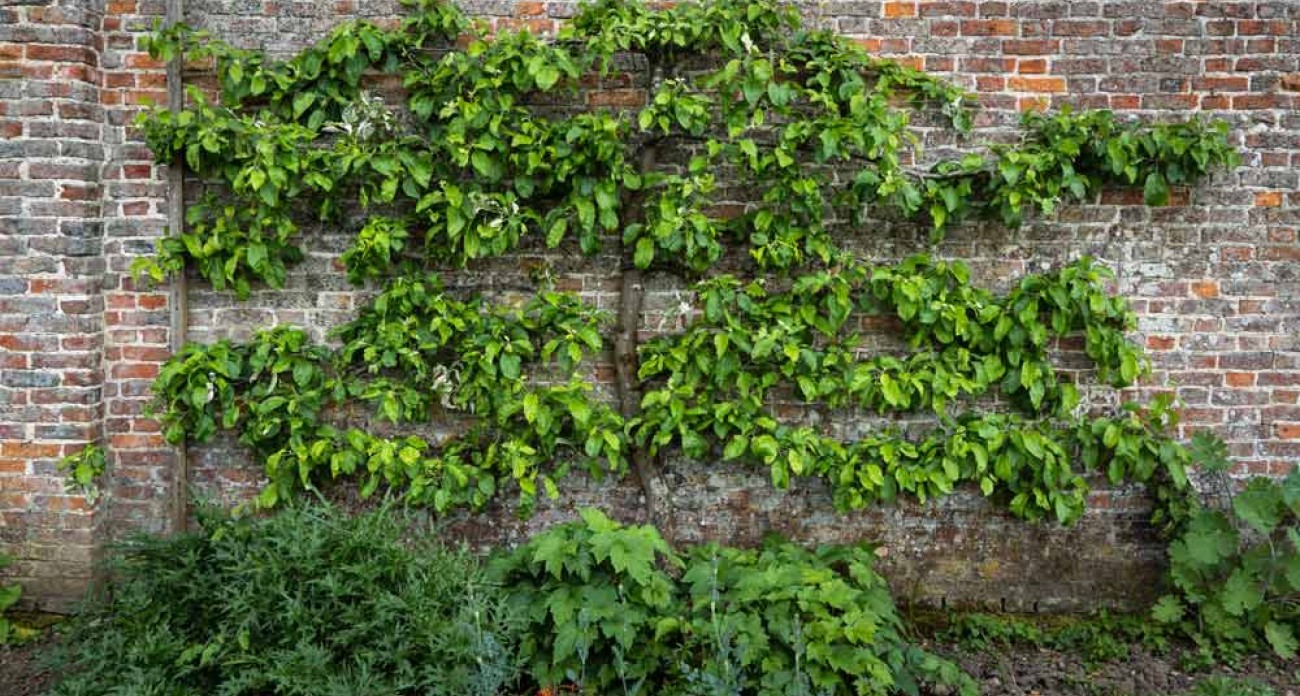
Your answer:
127;0;1231;532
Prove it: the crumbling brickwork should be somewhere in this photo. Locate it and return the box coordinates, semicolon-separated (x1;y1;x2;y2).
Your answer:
1;0;1297;612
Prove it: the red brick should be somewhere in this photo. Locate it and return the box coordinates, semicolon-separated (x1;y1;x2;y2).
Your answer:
1146;336;1175;351
962;19;1017;36
1002;39;1058;54
1238;20;1290;35
930;20;959;36
1017;96;1050;112
1016;58;1047;74
25;44;96;65
1155;39;1183;54
121;164;152;179
42;496;91;513
892;56;924;71
1008;76;1066;93
1110;94;1141;109
1193;76;1249;92
1276;424;1300;440
1225;372;1256;387
1260;246;1300;262
111;363;160;380
884;2;917;18
1233;94;1286;110
1200;95;1230;110
1052;20;1108;37
136;294;168;310
1255;191;1283;207
123;53;165;70
587;90;646;108
1;442;62;459
0;335;59;352
109;433;165;449
925;56;955;72
513;1;544;16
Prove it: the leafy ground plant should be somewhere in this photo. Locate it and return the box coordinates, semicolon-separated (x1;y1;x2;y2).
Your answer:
936;610;1166;664
492;508;974;696
674;541;976;696
1185;676;1280;696
490;508;683;694
47;503;522;696
0;553;22;645
1152;466;1300;665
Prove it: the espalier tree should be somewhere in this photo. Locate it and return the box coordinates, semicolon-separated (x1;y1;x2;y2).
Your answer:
132;0;1238;531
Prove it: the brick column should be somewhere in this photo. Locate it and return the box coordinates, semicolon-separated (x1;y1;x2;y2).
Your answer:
98;0;182;539
0;0;107;611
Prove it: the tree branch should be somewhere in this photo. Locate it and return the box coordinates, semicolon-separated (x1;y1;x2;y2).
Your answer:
614;61;670;533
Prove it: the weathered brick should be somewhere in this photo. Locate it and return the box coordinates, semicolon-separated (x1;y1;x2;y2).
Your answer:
1008;75;1067;92
962;19;1017;35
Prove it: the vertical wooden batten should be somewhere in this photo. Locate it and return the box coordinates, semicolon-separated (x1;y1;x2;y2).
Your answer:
165;0;189;533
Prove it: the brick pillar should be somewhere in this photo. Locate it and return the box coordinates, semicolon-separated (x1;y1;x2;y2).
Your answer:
0;0;107;611
98;0;179;540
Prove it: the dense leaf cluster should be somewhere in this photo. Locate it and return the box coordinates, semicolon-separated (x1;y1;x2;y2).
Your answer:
46;504;981;696
48;505;522;696
130;0;1235;520
492;508;976;696
632;254;1174;523
1154;467;1300;662
153;279;621;514
0;553;21;645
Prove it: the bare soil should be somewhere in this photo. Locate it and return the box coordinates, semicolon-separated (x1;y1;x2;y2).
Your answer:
0;634;55;696
924;640;1300;696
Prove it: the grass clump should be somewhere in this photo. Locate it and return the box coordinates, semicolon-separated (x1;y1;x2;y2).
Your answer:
49;503;521;696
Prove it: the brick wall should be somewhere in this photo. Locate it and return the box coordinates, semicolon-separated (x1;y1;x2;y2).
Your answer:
1;0;1297;612
1;0;108;612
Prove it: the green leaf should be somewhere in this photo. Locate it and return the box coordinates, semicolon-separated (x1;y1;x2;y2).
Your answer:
546;218;568;248
1119;351;1138;384
633;237;654;268
292;361;314;387
1143;172;1169;206
522;392;540;423
1265;621;1298;659
0;583;21;613
1281;465;1300;515
532;531;570;579
1233;478;1284;535
1151;595;1183;624
723;435;748;461
1177;511;1237;566
292;91;316;119
500;353;522;380
751;435;779;463
471;151;503;181
533;64;560;91
1220;568;1263;616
